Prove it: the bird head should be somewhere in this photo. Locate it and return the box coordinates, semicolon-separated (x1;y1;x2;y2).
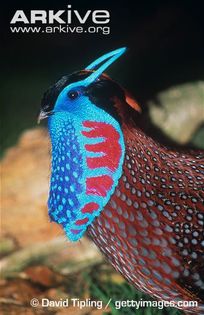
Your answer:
39;47;140;125
40;48;140;241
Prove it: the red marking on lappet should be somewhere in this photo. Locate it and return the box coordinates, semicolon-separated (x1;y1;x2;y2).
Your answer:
75;218;89;226
81;202;99;214
70;229;82;234
86;175;113;197
82;121;121;171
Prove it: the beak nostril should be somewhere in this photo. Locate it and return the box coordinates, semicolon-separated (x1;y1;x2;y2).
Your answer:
37;110;53;124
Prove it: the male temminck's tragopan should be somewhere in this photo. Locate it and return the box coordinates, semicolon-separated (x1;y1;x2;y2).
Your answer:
39;48;204;314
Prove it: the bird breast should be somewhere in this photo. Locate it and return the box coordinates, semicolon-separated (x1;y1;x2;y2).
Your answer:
88;126;204;312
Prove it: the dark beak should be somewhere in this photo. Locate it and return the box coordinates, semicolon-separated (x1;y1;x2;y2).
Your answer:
37;110;53;124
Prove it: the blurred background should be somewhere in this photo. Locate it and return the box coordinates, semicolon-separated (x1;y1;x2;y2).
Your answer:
1;0;204;314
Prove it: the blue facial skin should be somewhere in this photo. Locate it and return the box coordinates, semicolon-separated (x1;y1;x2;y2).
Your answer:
48;81;125;241
46;47;127;241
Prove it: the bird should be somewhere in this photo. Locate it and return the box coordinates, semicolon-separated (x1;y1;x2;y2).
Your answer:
39;48;204;314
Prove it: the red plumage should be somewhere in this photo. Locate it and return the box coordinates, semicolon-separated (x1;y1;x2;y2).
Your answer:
88;121;204;313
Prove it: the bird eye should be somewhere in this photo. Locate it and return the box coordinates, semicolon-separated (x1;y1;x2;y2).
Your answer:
67;90;79;100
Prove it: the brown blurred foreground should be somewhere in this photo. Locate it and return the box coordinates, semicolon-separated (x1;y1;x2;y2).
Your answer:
0;129;105;315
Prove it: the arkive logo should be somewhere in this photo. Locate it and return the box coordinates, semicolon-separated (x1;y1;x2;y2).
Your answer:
10;5;111;35
10;5;110;24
